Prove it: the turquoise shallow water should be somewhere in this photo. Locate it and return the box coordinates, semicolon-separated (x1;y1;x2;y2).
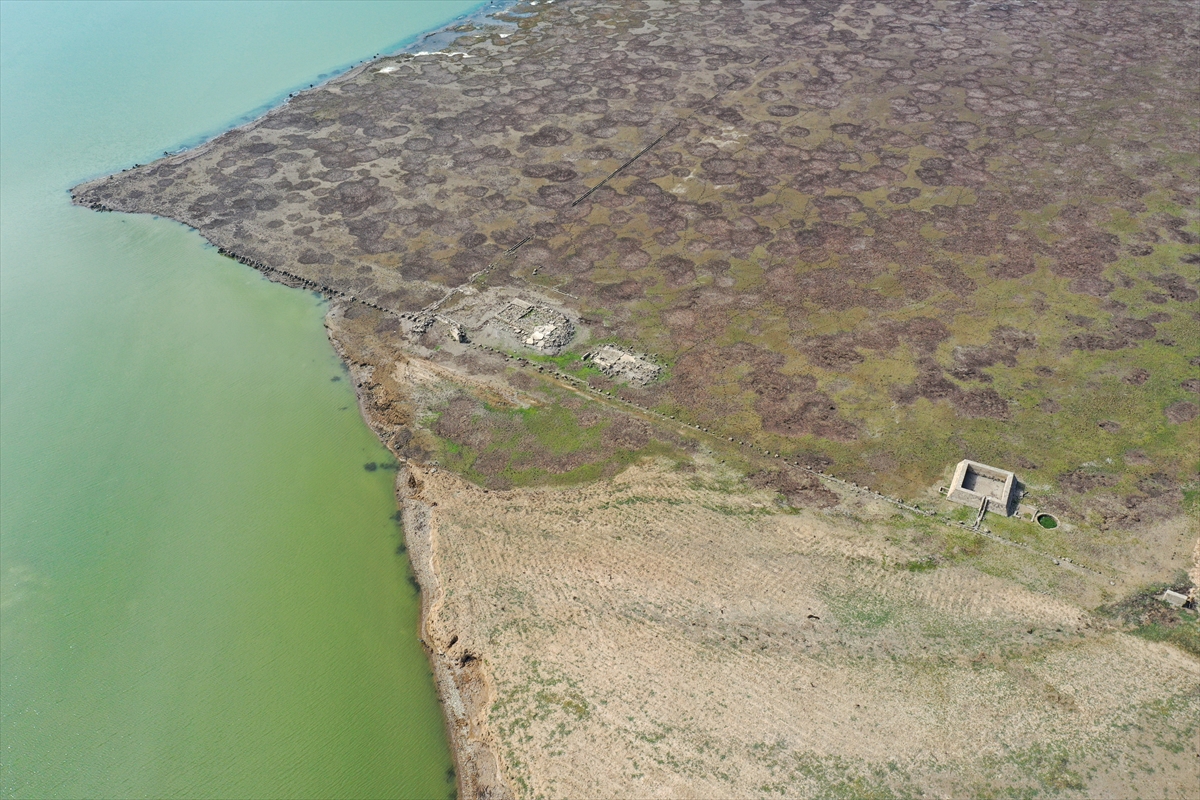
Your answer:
0;2;480;797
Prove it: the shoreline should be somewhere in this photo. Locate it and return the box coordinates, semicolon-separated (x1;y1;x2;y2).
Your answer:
71;4;525;793
78;118;516;800
328;314;512;798
68;0;516;188
398;463;513;800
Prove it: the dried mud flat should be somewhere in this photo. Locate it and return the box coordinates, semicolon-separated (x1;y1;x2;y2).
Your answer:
72;0;1200;796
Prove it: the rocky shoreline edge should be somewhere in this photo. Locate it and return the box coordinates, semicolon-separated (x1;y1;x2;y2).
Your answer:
80;177;509;799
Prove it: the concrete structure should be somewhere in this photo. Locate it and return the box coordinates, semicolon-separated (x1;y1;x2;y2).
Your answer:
947;459;1016;517
1161;590;1188;608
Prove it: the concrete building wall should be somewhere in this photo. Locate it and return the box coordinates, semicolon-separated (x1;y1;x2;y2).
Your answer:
947;459;1015;516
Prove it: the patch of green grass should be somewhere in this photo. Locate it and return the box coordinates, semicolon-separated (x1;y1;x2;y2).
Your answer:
429;394;693;490
844;598;896;629
1132;618;1200;656
1183;486;1200;516
977;741;1086;797
534;689;590;721
597;495;686;510
1097;575;1200;656
699;502;774;518
949;505;975;523
503;460;606;488
491;659;593;761
820;587;902;634
942;527;987;560
522;348;597;373
515;403;603;456
750;743;919;800
633;722;673;745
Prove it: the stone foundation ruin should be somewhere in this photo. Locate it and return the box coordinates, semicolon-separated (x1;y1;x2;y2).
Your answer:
495;299;574;353
585;346;662;386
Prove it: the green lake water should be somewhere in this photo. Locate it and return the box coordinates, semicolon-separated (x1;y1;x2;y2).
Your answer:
0;2;481;797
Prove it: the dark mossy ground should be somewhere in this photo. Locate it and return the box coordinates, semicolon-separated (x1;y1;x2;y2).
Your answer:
75;0;1198;533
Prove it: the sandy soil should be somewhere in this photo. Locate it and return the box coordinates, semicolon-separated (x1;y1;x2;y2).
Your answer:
326;304;1200;798
404;457;1198;798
